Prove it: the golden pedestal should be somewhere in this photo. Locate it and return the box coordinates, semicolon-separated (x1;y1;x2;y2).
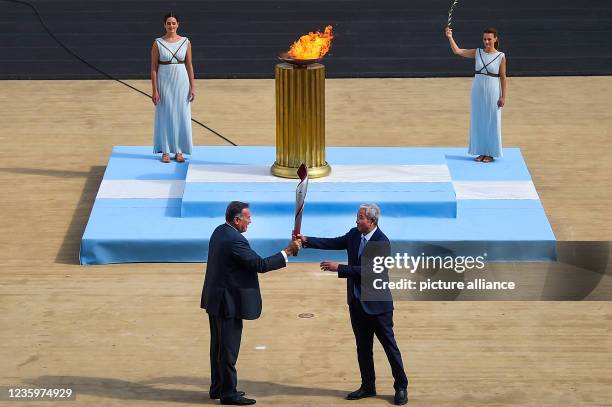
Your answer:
271;63;331;178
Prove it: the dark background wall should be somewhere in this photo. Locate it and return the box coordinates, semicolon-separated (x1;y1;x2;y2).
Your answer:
2;0;611;79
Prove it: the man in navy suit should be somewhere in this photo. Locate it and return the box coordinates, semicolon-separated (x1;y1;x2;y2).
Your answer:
201;201;300;405
296;203;408;405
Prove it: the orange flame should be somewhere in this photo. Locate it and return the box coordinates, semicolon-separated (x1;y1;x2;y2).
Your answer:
288;25;334;60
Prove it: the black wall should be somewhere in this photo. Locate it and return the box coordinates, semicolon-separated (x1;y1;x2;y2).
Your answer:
2;0;611;79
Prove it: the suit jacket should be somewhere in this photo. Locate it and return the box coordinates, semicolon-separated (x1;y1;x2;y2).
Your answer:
305;227;394;315
201;223;286;320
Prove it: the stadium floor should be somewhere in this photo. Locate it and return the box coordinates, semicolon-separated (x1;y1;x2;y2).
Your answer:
1;77;611;405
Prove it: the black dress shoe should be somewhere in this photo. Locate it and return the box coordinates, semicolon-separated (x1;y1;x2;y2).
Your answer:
394;388;408;405
346;386;376;400
210;390;245;400
220;395;256;405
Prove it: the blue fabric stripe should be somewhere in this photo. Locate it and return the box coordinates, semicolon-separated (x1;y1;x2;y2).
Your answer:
181;182;457;218
81;204;555;264
104;146;533;181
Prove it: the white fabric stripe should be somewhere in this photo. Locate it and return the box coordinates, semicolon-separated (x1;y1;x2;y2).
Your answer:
453;181;539;200
97;180;185;199
96;180;540;200
186;165;451;183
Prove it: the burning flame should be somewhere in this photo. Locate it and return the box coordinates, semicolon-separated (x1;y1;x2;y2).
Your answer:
288;25;334;60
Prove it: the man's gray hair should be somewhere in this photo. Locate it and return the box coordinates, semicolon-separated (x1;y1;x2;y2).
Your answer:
359;203;380;224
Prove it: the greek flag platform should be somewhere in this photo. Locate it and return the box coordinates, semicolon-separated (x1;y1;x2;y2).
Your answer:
80;146;556;265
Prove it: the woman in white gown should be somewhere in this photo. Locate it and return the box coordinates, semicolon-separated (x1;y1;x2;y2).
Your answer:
151;13;195;163
445;27;507;163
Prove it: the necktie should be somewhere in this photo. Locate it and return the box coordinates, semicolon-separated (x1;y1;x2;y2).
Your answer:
358;236;367;258
354;236;367;300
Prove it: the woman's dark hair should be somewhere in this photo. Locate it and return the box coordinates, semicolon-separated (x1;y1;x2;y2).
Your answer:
225;201;249;222
164;13;179;24
483;27;499;49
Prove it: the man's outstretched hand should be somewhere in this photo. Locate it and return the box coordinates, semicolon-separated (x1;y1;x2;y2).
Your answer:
285;239;301;257
320;261;340;272
293;234;307;246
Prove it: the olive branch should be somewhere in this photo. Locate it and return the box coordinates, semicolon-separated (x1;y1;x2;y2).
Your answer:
447;0;459;28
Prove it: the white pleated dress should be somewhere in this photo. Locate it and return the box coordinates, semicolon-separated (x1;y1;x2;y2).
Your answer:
469;48;505;158
153;37;193;155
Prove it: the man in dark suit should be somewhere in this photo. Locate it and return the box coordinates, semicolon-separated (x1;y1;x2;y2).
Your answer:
296;203;408;405
201;201;300;405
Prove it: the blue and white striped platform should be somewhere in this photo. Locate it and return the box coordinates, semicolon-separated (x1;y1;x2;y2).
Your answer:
80;146;556;265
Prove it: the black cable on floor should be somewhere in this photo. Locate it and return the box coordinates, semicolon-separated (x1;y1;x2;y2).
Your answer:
2;0;238;146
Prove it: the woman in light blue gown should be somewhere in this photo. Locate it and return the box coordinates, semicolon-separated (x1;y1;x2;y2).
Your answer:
151;13;194;163
445;27;507;163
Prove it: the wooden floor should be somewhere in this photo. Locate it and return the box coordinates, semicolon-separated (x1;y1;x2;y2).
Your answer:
1;77;611;406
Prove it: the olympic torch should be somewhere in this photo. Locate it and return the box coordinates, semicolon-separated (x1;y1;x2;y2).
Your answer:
292;163;309;251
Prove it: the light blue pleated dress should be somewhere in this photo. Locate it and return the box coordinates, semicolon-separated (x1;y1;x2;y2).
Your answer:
153;37;193;155
469;48;505;158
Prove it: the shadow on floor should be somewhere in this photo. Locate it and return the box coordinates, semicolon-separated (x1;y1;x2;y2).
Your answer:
53;166;106;265
27;375;354;404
